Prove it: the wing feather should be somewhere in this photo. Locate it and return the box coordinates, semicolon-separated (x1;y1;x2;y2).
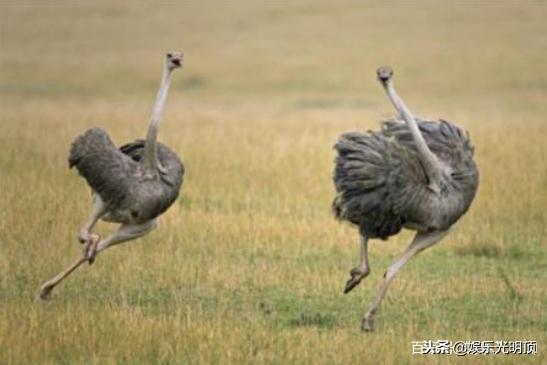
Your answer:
68;128;137;207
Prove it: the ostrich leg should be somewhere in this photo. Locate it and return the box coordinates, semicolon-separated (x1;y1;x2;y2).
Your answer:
36;234;101;300
361;228;450;331
78;195;106;244
344;234;370;293
87;219;158;261
37;220;157;300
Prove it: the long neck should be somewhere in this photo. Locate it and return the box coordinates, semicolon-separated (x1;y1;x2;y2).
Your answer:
143;66;172;172
383;81;442;189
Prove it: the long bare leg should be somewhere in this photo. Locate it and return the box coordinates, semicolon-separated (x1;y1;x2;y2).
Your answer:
361;229;450;331
37;235;100;300
78;195;107;244
88;219;157;260
37;220;157;300
344;234;370;293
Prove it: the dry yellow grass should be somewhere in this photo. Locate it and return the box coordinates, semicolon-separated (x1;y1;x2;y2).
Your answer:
1;2;546;364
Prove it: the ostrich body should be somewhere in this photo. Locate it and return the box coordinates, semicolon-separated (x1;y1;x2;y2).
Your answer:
38;52;184;299
332;67;479;330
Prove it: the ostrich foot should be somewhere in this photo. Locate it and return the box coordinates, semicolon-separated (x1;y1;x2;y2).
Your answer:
37;281;55;300
344;267;370;294
361;316;375;332
78;228;96;244
83;234;100;265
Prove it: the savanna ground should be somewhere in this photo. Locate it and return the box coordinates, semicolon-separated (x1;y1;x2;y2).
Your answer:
1;1;546;364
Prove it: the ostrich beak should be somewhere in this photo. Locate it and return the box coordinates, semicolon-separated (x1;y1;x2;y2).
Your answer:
376;66;394;84
166;51;183;70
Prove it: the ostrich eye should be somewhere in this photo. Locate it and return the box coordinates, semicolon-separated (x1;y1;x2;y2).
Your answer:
166;52;172;58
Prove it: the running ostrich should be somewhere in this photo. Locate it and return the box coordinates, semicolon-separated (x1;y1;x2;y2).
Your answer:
333;67;479;331
38;52;184;299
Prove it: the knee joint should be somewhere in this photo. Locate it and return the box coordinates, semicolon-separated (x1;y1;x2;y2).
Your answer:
383;269;397;280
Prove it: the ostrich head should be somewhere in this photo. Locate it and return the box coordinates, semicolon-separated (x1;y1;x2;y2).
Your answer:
377;66;393;84
166;51;183;71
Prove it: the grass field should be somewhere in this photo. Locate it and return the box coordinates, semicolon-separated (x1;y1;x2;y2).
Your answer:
1;1;546;364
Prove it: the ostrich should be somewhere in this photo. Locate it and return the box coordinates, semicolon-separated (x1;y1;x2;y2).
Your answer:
37;52;184;299
332;67;479;331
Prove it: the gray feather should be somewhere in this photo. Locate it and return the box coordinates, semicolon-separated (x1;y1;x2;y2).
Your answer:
69;128;184;224
333;119;479;239
68;128;137;208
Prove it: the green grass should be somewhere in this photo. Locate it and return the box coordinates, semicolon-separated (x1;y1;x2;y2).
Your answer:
1;1;546;364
